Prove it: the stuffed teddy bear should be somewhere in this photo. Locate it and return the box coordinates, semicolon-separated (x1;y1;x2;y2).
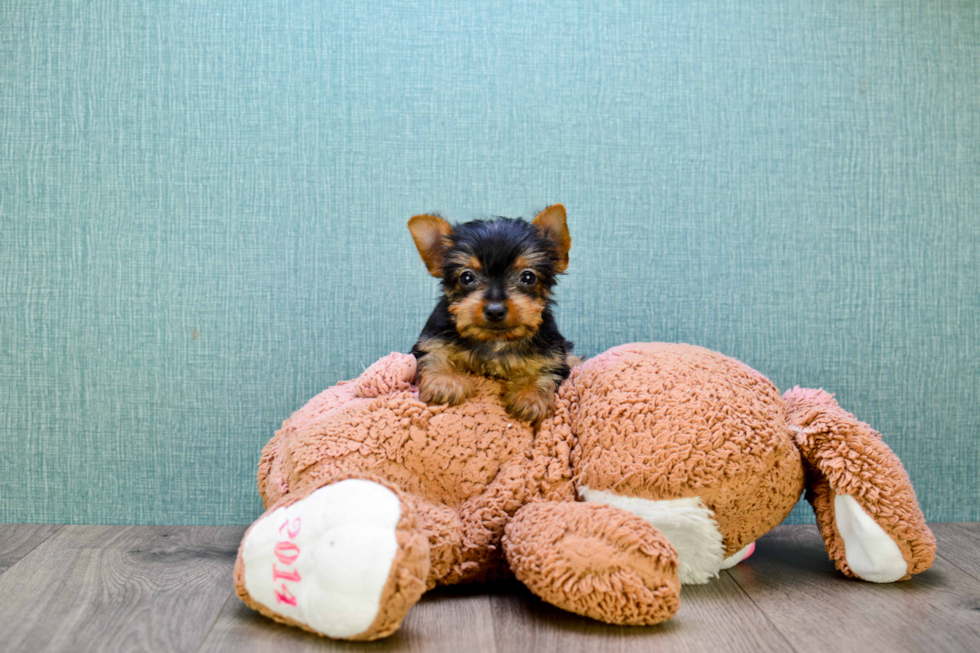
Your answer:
233;342;935;640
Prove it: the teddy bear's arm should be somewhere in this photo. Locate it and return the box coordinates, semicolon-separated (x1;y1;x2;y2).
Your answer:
783;387;936;582
526;373;580;502
503;500;680;625
448;456;533;583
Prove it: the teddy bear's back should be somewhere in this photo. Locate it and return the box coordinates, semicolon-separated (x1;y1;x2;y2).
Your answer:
570;342;804;554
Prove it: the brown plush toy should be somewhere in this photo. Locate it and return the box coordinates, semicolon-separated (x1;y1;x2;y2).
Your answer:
233;342;935;640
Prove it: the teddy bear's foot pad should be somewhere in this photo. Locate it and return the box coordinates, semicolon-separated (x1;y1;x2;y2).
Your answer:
834;493;907;583
240;480;403;639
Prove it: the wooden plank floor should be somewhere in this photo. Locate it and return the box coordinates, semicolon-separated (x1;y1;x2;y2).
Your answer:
0;524;977;653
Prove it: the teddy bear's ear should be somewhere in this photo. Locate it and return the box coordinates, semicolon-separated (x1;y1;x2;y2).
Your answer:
408;215;454;277
532;204;571;273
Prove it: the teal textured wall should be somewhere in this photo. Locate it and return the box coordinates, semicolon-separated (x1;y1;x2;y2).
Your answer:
2;1;977;525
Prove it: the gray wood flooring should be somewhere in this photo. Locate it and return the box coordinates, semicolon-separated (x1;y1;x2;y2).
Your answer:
0;523;976;653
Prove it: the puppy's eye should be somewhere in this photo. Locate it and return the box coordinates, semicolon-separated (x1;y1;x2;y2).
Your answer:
519;270;537;286
459;270;477;286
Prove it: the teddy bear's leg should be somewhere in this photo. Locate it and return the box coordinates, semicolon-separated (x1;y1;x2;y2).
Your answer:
502;500;681;626
234;475;430;641
407;457;531;588
783;387;936;582
404;494;473;587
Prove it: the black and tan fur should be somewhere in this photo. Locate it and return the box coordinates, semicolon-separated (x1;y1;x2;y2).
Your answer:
408;204;574;425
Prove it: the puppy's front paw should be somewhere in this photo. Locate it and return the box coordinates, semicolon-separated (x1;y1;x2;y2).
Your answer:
417;369;474;406
503;383;556;425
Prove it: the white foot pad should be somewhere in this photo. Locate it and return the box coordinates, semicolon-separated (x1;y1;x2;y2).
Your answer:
834;493;908;583
242;480;401;638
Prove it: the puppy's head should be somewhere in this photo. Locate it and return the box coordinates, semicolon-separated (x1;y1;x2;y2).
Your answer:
408;204;571;342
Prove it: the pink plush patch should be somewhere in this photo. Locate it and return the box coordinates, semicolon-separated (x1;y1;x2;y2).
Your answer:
287;383;360;432
353;353;418;398
783;386;838;409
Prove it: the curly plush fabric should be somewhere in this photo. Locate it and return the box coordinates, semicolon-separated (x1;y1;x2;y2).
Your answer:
234;473;430;641
236;343;935;640
783;387;936;579
257;353;534;587
570;343;804;555
504;501;680;625
261;354;527;507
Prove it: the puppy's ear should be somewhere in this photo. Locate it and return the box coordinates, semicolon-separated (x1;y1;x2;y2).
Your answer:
408;214;454;277
532;204;571;273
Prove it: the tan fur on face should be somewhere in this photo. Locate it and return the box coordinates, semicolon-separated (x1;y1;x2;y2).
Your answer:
448;292;545;343
512;252;551;272
446;252;483;272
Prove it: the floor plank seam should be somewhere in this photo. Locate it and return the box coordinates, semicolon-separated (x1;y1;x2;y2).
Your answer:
481;596;503;653
0;524;65;577
722;569;801;653
934;551;980;585
193;593;239;653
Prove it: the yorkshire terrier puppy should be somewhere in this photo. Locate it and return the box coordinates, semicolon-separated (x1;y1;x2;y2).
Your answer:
408;204;574;425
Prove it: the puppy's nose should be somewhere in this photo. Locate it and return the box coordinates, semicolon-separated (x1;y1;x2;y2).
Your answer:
483;302;508;323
